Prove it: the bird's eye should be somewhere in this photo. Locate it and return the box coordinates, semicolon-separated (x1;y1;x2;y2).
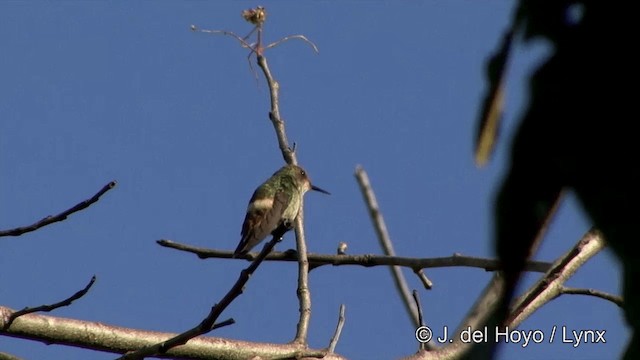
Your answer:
300;170;306;176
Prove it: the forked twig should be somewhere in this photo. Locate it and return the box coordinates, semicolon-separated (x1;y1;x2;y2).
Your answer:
190;5;319;347
192;27;256;53
266;34;319;54
192;6;318;84
3;276;96;330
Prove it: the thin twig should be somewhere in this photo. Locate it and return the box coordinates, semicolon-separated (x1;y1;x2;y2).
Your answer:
414;270;434;290
412;290;425;327
156;239;553;273
412;290;426;351
508;228;606;325
354;166;423;329
193;27;256;53
0;181;116;237
258;55;296;165
558;286;623;307
116;235;284;359
327;304;346;353
265;34;319;53
3;276;96;330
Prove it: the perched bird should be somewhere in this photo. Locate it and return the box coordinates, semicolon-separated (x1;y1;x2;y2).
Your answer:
233;164;330;257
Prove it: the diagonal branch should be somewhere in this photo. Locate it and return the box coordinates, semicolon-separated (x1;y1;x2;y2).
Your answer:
354;166;432;329
326;304;346;354
400;228;605;360
0;181;117;237
2;276;96;330
507;228;607;326
116;234;284;359
157;239;553;273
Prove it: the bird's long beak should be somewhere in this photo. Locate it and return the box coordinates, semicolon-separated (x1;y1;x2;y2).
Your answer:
311;184;331;195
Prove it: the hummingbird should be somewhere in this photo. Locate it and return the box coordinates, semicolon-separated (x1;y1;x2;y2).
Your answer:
233;164;330;257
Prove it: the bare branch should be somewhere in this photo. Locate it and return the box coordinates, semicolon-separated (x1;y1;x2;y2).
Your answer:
258;55;296;165
0;306;345;360
412;290;427;351
327;304;346;353
291;214;312;345
196;12;317;345
255;53;314;345
265;34;319;53
3;276;96;330
558;286;623;307
0;181;116;237
400;228;606;360
116;235;284;359
0;352;24;360
157;239;553;273
192;27;258;54
354;166;433;324
508;228;606;326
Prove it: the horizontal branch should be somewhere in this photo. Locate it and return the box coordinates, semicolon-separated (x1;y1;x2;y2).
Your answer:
0;181;117;237
0;306;346;360
157;239;553;273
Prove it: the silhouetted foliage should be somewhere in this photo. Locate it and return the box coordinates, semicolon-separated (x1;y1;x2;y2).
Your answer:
474;1;639;359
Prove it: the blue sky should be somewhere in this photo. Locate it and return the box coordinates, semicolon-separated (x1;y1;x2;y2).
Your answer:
0;2;626;359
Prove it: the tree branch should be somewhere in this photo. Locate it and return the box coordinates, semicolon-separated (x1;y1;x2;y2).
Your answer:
354;165;428;334
412;290;426;351
116;235;284;359
558;286;623;307
0;306;344;360
508;228;607;326
0;352;24;360
0;181;116;237
400;228;606;359
157;240;553;273
326;304;346;354
257;52;312;345
194;9;321;347
3;276;96;330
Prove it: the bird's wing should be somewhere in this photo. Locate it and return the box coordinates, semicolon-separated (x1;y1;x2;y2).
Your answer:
234;189;290;256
